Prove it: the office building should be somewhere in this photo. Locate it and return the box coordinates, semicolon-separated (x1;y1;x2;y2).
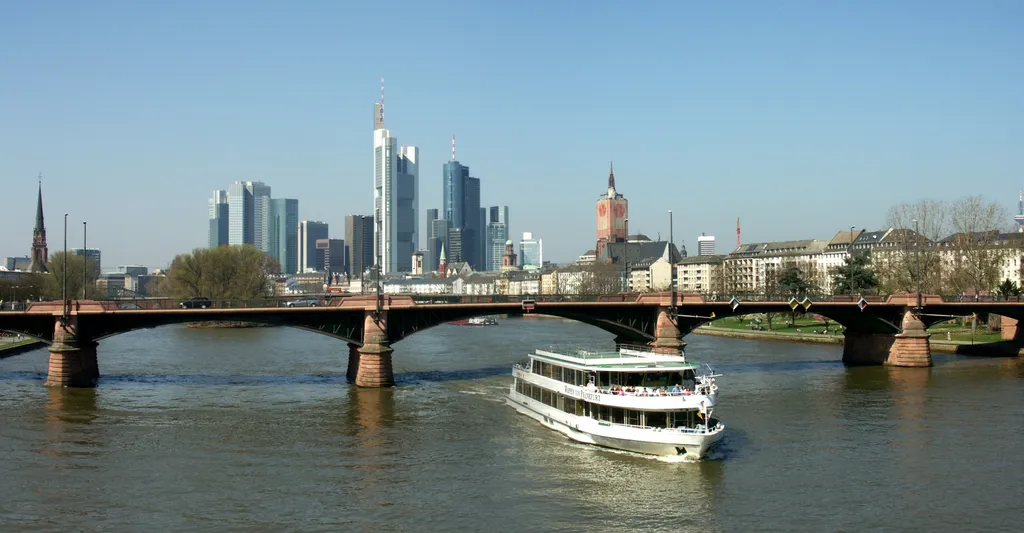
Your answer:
269;199;299;274
428;215;450;273
298;221;329;272
345;214;374;277
373;88;418;274
227;180;271;249
71;248;102;277
208;190;229;248
4;256;30;271
317;238;346;276
520;232;542;270
486;206;510;271
697;234;716;256
442;159;483;270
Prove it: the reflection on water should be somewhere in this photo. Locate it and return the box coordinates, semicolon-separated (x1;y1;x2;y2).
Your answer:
0;323;1021;532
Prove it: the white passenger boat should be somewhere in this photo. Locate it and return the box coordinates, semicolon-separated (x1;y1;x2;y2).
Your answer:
507;345;724;460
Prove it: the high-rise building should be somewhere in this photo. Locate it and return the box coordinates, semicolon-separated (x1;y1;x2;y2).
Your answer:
520;232;543;270
697;234;716;256
425;209;440;271
442;159;483;270
428;216;450;272
28;180;48;273
373;84;418;275
4;256;30;271
71;248;102;277
486;206;510;271
317;238;346;276
298;221;329;272
208;190;229;248
345;215;374;277
269;199;299;274
227;180;271;248
595;162;628;257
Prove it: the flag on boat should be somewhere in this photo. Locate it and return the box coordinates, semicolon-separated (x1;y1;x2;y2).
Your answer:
698;400;707;417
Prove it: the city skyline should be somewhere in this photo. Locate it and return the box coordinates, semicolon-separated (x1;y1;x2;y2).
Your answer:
2;3;1021;268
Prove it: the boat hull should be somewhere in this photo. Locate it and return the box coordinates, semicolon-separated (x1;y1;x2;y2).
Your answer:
507;391;724;460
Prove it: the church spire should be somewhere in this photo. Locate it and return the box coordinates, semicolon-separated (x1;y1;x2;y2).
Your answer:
29;174;49;273
608;161;615;190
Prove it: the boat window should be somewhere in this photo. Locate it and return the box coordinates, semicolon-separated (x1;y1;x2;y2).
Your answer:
598;372;610;387
611;407;625;425
646;411;667;428
532;360;541;374
625;410;640;426
575;400;585;416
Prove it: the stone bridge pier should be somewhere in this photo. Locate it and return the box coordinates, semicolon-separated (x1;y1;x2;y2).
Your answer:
842;310;932;367
652;308;685;355
351;312;395;388
47;317;100;387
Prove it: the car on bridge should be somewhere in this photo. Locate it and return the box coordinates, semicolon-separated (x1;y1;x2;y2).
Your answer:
180;297;212;309
286;298;319;307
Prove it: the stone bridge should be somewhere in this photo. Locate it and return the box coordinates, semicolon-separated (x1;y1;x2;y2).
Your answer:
1;293;1022;388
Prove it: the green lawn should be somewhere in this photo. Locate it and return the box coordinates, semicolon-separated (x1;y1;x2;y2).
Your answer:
706;315;1003;343
0;338;43;353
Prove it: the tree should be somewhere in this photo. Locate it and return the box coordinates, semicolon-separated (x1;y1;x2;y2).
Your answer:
156;245;279;301
779;266;811;296
875;199;947;295
0;274;48;305
945;195;1011;296
44;252;100;300
996;279;1020;301
576;261;626;295
832;252;879;296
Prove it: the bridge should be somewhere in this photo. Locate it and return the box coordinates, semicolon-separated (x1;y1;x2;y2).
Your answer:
2;292;1023;388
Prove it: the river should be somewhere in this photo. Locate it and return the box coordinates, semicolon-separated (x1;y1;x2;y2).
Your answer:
0;318;1022;532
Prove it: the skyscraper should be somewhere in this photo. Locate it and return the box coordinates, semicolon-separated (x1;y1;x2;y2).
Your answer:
71;248;102;277
442;159;483;270
227;180;271;248
425;208;440;271
345;215;374;277
28;179;48;273
520;232;543;270
486;206;510;271
269;199;299;274
317;238;346;276
208;190;229;248
697;234;716;256
595;162;628;257
429;216;450;273
298;221;329;272
373;82;418;275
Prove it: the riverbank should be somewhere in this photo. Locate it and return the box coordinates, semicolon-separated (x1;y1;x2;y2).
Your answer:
691;325;1010;354
187;321;274;329
0;338;45;358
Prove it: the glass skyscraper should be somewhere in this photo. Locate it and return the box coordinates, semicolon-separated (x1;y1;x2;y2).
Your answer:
373;100;418;275
345;214;374;277
269;199;299;274
298;221;329;272
208;190;229;248
226;180;271;250
519;232;542;270
486;206;510;271
442;160;483;270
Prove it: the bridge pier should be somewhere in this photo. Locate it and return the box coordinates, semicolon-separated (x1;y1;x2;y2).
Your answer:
886;311;932;367
999;316;1024;356
650;308;685;356
354;312;395;388
346;342;361;383
46;319;100;388
842;311;932;367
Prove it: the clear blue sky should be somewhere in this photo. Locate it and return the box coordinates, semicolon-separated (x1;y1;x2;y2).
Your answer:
1;0;1021;269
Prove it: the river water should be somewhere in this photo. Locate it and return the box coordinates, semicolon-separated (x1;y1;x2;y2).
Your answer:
0;318;1022;532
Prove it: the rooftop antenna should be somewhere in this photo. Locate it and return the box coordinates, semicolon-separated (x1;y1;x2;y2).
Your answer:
1019;190;1022;216
452;134;456;161
736;217;741;247
380;77;385;125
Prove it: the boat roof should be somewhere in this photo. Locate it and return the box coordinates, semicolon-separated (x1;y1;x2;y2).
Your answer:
531;347;701;372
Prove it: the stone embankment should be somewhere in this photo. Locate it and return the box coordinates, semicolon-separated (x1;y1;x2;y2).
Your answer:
0;338;45;358
186;321;274;329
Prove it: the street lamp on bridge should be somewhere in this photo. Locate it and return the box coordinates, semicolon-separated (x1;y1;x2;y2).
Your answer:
913;218;922;311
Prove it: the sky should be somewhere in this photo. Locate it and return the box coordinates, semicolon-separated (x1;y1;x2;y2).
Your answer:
1;0;1021;269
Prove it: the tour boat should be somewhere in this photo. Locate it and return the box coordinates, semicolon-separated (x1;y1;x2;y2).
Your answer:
507;345;724;460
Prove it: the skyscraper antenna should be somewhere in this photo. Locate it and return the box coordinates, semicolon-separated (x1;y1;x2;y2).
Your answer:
38;172;42;186
380;77;385;124
736;217;741;247
452;134;456;161
1018;190;1022;216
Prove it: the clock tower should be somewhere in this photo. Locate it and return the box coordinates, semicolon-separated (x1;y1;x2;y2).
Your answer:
595;162;628;256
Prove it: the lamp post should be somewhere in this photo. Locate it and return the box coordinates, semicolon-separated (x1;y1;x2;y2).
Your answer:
913;218;922;310
62;213;68;324
82;221;88;300
848;225;856;296
669;209;677;311
623;218;630;293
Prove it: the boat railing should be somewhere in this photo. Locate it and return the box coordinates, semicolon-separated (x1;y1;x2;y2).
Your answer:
538;343;673;361
598;420;724;434
596;387;702;398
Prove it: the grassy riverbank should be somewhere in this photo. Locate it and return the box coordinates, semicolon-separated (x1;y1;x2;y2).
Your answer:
0;338;45;358
705;316;1002;344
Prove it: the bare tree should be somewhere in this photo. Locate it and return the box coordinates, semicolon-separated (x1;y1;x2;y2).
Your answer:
945;195;1010;295
158;245;279;301
876;199;948;294
576;261;624;295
